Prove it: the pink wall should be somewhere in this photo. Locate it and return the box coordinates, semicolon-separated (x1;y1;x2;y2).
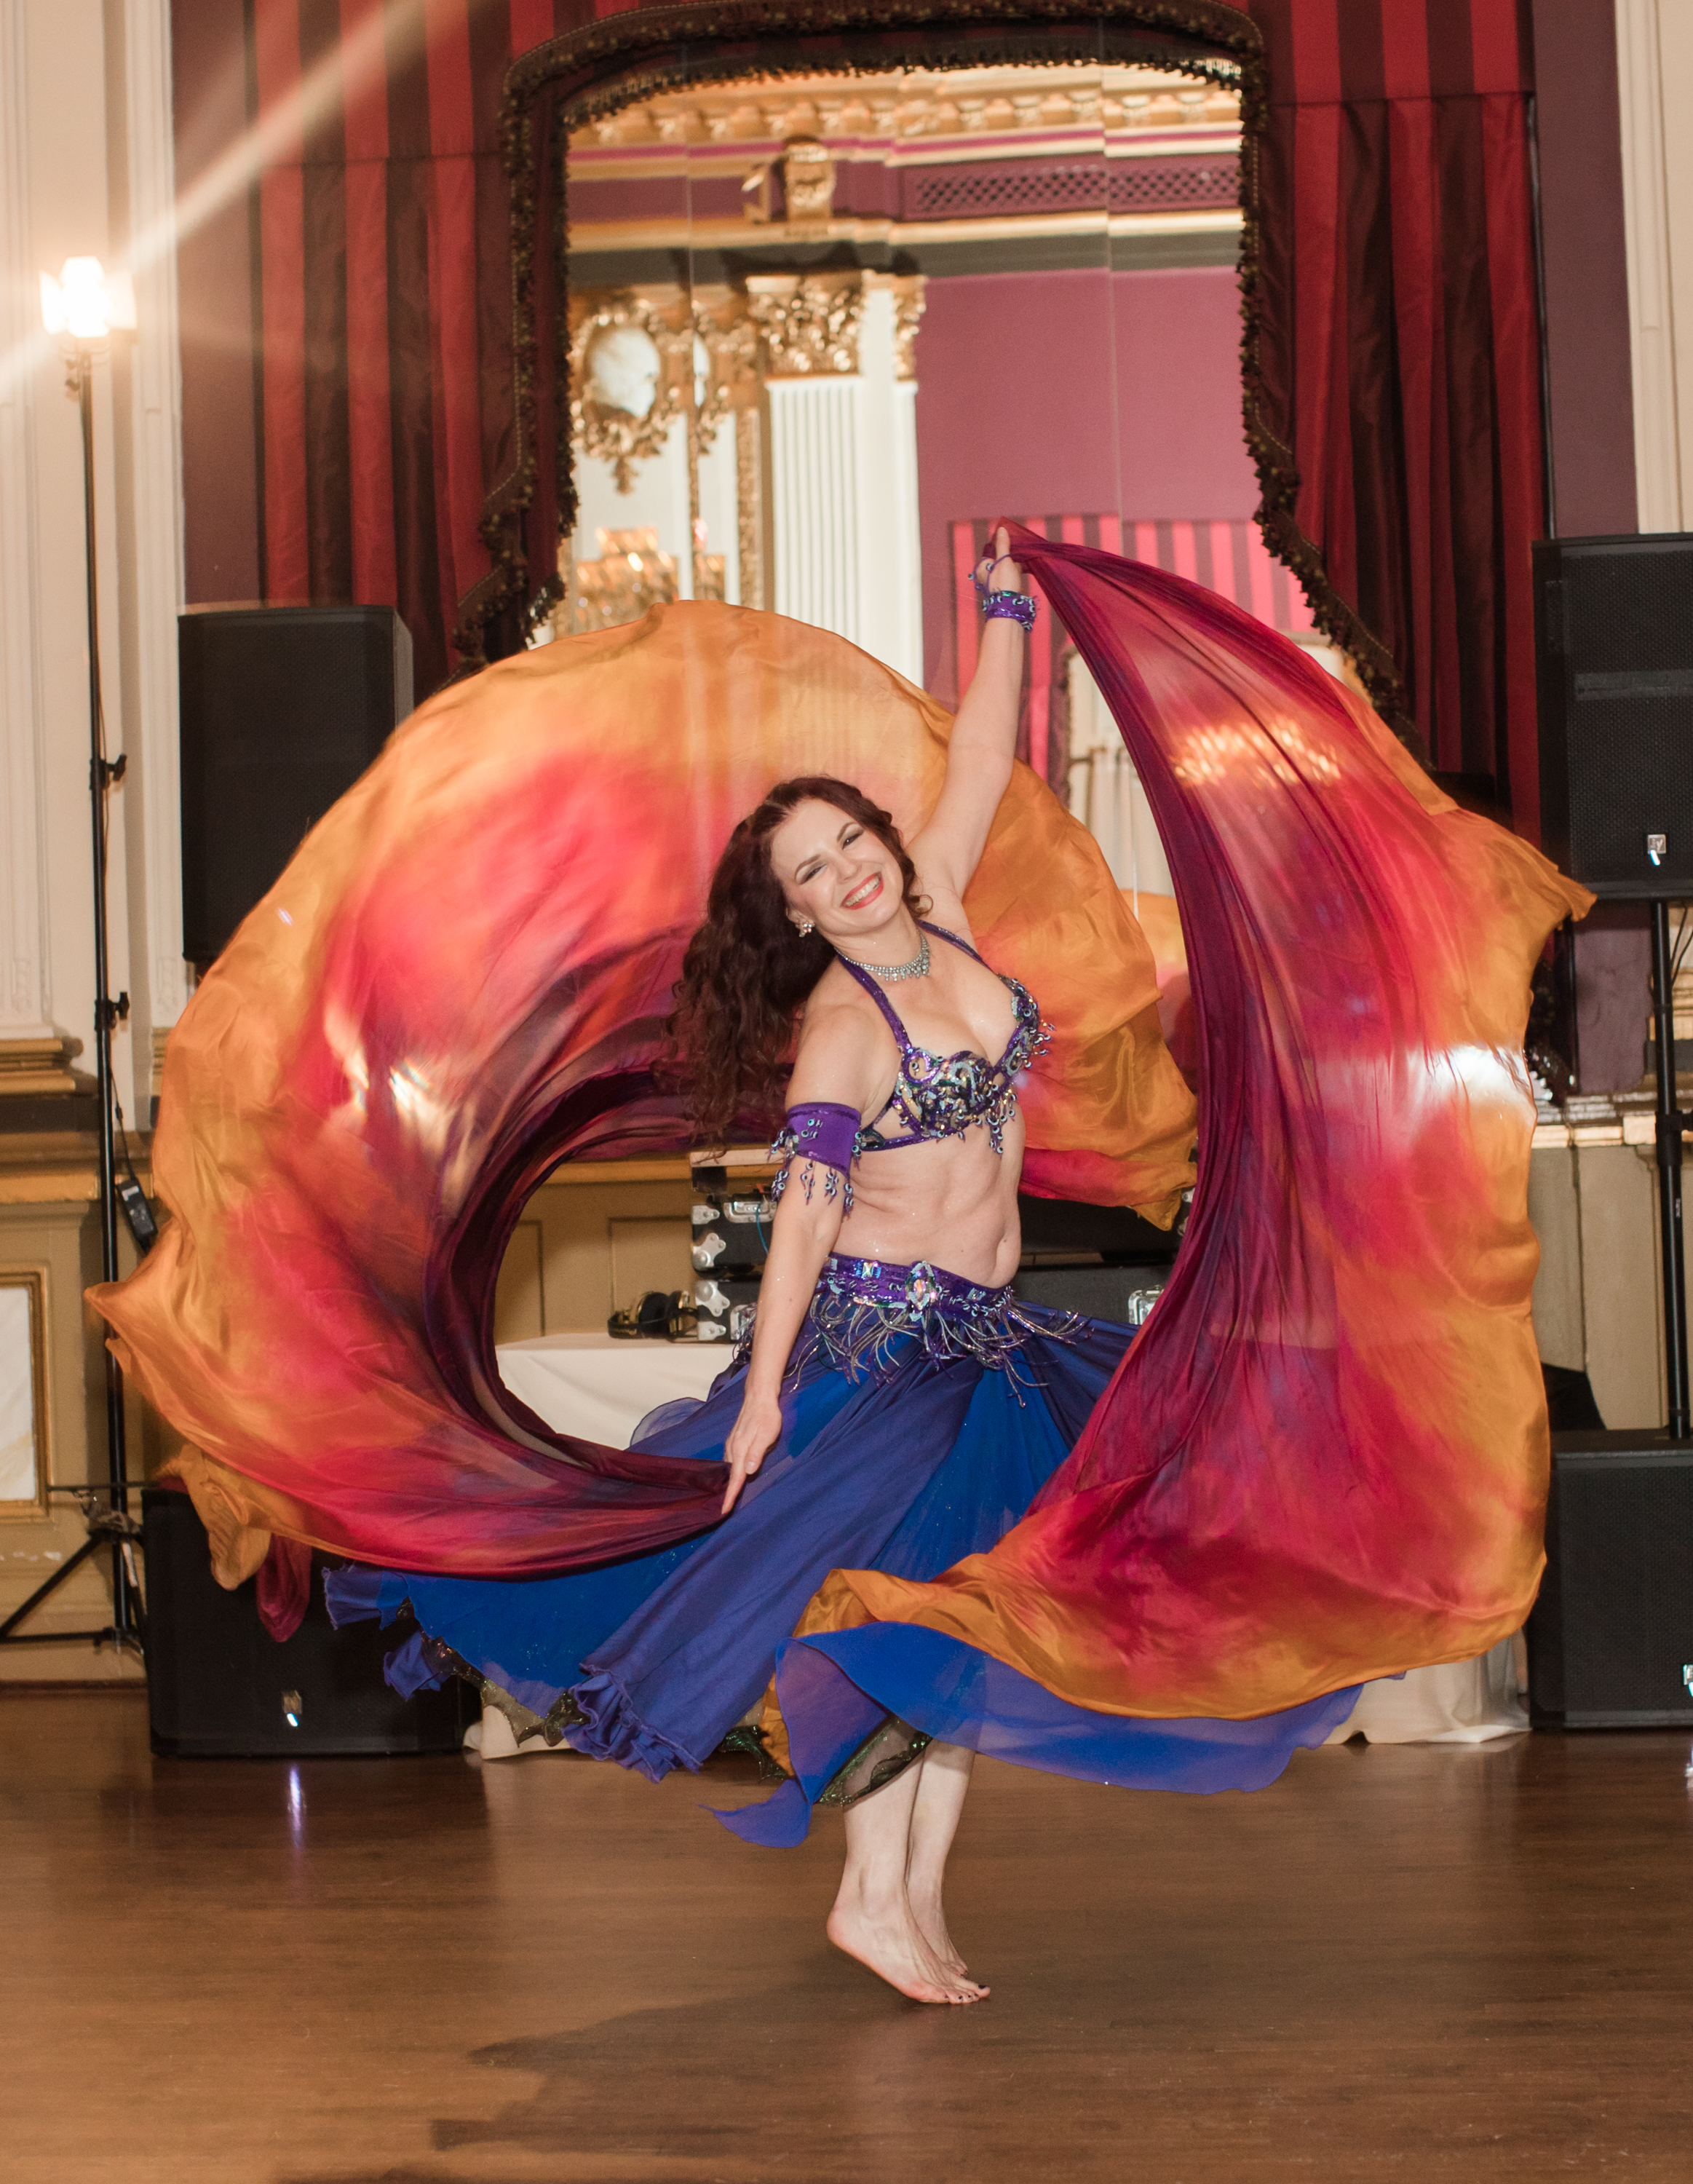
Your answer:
914;266;1258;694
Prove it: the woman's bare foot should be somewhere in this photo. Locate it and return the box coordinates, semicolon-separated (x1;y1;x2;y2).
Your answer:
906;1882;970;1982
827;1894;988;2005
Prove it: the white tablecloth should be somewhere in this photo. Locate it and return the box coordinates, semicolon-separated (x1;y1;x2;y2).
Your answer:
1325;1638;1528;1745
491;1334;1526;1749
496;1332;728;1449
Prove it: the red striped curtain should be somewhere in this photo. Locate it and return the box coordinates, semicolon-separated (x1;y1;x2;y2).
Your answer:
952;515;1317;796
229;0;1546;831
1234;0;1545;831
245;0;579;693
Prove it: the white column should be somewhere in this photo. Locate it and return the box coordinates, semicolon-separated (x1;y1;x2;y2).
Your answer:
118;0;189;1070
0;0;52;1039
853;280;922;687
766;374;863;643
1617;0;1684;531
764;282;923;684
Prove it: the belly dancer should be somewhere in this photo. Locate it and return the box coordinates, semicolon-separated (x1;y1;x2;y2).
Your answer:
103;515;1574;2022
682;534;1079;2006
328;533;1135;2005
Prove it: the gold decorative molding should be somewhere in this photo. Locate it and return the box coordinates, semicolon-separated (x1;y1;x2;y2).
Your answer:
781;138;837;229
0;1037;84;1099
574;62;1238;167
745;274;865;378
571;287;761;480
690;294;761;457
736;408;764;612
881;275;927;381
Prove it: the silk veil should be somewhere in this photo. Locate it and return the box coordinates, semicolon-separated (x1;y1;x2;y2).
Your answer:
93;534;1585;1736
94;583;1192;1610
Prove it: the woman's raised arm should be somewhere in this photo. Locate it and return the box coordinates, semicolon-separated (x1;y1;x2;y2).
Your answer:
909;524;1031;902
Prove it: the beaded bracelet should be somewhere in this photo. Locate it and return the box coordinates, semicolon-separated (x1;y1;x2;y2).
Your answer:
980;589;1037;631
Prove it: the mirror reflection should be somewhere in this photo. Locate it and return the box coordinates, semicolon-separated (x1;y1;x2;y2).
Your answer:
547;58;1353;841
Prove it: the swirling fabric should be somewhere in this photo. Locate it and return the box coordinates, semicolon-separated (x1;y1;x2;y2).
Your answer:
764;527;1590;1754
92;601;1194;1593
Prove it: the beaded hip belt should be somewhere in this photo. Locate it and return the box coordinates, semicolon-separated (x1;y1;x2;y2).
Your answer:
790;1252;1074;1383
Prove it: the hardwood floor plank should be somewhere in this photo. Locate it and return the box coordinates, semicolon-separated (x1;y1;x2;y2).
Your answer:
4;1690;1690;2181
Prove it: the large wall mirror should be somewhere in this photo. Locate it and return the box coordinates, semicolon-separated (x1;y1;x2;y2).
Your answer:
483;5;1360;1340
519;26;1357;907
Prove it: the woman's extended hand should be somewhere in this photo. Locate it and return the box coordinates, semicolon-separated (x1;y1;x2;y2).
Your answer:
721;1386;784;1515
975;522;1027;596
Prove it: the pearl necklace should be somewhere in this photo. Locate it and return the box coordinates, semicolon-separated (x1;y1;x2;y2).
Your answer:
836;933;931;984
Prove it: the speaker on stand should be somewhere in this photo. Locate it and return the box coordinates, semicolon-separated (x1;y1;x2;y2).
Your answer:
150;606;443;1756
1529;534;1693;1727
178;604;413;970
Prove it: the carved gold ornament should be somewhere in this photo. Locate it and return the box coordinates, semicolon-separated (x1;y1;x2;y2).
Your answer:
745;275;864;378
781;138;837;228
569;295;690;491
890;280;925;382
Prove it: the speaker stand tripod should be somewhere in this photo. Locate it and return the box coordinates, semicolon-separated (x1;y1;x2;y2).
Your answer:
1649;901;1691;1441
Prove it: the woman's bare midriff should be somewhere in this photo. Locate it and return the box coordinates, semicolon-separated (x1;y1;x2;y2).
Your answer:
830;1115;1025;1289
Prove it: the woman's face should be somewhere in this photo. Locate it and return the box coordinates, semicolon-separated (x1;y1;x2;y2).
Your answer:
766;798;906;945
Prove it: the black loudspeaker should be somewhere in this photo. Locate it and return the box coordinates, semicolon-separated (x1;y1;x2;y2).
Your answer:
179;604;413;963
1525;1433;1693;1728
143;1489;475;1757
1016;1192;1183;1264
1012;1263;1168;1324
1535;532;1693;899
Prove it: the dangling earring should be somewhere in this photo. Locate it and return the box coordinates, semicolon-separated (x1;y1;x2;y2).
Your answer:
793;916;815;937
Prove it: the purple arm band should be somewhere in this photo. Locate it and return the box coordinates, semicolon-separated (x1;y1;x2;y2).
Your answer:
780;1101;861;1176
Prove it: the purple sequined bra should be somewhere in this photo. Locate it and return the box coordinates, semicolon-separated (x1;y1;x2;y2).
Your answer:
770;922;1050;1215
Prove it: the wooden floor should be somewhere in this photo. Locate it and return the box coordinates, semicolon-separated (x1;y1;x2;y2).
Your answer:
4;1690;1692;2182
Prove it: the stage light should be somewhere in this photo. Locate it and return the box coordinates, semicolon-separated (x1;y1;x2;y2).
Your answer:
39;257;136;343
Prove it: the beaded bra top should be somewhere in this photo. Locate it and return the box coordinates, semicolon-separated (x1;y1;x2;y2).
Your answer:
770;923;1050;1214
843;921;1047;1156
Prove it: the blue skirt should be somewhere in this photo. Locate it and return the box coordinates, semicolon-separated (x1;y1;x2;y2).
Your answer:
325;1257;1356;1835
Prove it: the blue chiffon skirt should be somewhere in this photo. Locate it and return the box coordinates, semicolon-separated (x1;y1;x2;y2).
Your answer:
327;1259;1357;1840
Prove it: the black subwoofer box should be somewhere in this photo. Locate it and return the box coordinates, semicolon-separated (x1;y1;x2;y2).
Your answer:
1525;1433;1693;1728
143;1489;475;1757
179;604;413;964
1535;532;1693;898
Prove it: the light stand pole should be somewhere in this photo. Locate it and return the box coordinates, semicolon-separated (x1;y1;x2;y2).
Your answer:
1649;901;1690;1440
73;338;142;1650
0;261;144;1659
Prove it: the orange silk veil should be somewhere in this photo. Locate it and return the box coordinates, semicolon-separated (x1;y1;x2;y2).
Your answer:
94;600;1194;1594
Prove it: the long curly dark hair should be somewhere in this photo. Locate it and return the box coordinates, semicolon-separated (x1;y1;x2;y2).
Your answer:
667;776;927;1145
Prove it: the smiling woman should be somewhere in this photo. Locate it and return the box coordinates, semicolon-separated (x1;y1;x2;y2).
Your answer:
321;532;1176;2006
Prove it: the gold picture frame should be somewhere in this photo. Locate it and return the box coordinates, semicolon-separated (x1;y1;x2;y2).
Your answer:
568;292;691;491
0;1268;49;1519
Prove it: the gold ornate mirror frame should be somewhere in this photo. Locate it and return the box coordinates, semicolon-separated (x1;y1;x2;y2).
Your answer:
454;0;1266;665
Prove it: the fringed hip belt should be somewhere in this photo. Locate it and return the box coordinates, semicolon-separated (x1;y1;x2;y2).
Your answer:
779;1252;1078;1385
